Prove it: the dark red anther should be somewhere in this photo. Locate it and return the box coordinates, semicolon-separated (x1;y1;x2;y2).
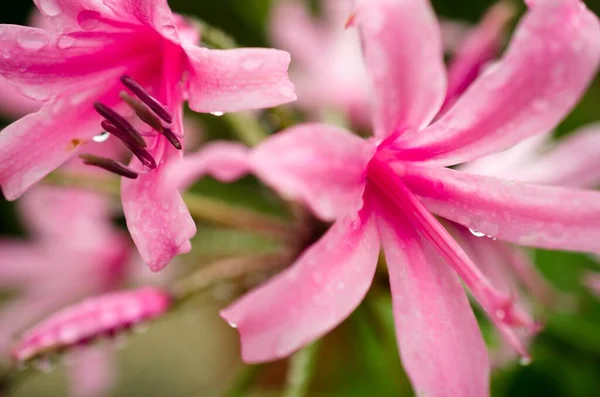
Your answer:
80;154;139;179
93;102;147;148
161;127;183;150
120;75;173;124
101;121;157;169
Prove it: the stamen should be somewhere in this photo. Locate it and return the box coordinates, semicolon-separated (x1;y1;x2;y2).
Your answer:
161;127;183;150
101;121;157;169
80;154;138;179
119;91;164;132
93;102;147;148
120;75;173;124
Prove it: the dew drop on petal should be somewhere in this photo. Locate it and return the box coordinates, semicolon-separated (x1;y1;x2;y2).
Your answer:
57;34;76;49
210;111;224;117
77;10;102;31
93;131;110;143
241;57;264;71
495;308;506;320
21;85;51;101
16;31;49;51
38;0;62;17
161;24;177;36
228;321;238;329
469;229;486;238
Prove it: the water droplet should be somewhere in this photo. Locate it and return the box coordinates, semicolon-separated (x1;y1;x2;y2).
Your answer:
241;57;264;71
495;308;506;320
210;111;224;117
38;0;61;17
32;358;54;373
519;356;532;366
161;24;176;36
21;85;51;101
469;229;486;238
228;321;238;329
57;34;76;49
93;131;110;143
16;31;49;51
77;10;101;31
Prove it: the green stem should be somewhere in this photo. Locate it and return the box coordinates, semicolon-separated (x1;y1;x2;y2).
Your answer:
170;253;289;303
44;172;293;240
225;364;265;397
283;341;321;397
222;111;269;147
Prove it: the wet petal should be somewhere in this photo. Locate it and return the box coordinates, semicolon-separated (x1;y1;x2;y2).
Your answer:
404;165;600;254
399;0;600;165
377;212;489;397
163;141;251;191
122;145;196;272
184;47;296;113
441;1;516;114
220;210;380;363
249;123;375;221
356;0;446;138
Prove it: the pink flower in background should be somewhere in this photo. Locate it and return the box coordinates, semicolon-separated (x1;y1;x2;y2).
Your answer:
170;0;600;395
583;271;600;297
270;0;369;125
270;0;514;126
0;185;130;396
0;0;296;271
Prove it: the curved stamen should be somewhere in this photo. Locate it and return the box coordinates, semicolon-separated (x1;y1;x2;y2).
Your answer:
79;154;139;179
119;91;165;132
121;75;173;124
94;102;147;148
161;127;183;150
100;121;157;169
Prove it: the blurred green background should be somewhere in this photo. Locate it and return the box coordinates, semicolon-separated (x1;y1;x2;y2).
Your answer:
2;0;600;396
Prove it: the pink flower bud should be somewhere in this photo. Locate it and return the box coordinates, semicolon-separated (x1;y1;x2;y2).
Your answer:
12;287;170;363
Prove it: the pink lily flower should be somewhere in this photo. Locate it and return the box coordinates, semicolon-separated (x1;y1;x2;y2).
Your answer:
270;0;369;125
0;185;130;396
0;0;296;271
168;0;600;395
270;0;513;127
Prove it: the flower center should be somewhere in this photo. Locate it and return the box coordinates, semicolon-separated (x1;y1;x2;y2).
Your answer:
79;75;182;179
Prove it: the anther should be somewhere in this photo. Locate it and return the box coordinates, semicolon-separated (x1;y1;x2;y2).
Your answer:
79;154;139;179
120;75;173;124
119;91;164;132
93;102;147;148
100;121;157;169
161;127;183;150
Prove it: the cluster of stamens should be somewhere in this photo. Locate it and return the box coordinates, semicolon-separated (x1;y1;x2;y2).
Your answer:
80;75;182;179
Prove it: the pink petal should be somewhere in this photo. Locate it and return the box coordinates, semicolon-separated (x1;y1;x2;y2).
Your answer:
220;210;380;363
0;72;123;200
18;186;114;242
69;348;115;397
249;123;375;221
0;25;151;100
184;47;296;113
122;145;196;272
399;0;600;165
404;165;600;254
0;77;41;118
441;1;516;114
376;212;489;397
34;0;175;37
507;124;600;188
355;0;446;138
163;141;251;191
12;287;170;362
